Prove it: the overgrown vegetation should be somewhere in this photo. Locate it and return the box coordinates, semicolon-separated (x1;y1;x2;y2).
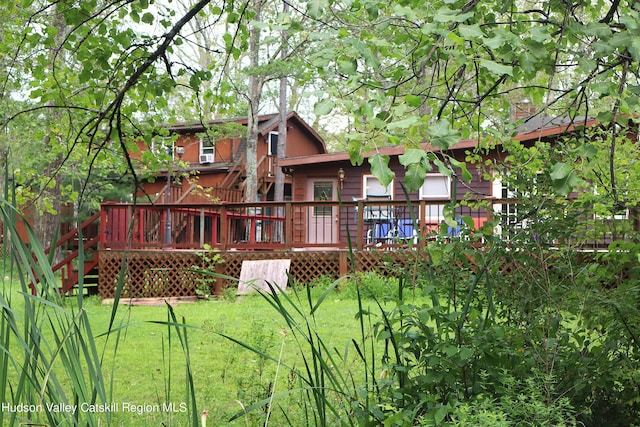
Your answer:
231;237;639;425
2;137;640;425
220;142;640;425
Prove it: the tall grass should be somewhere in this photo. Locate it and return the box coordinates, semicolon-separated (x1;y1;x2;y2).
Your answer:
0;189;109;425
0;164;200;426
218;216;640;425
218;273;390;426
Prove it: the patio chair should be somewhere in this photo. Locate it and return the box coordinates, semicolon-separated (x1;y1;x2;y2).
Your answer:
366;221;392;245
396;219;418;244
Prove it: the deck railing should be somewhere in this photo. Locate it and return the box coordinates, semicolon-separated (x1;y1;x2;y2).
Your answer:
99;199;637;252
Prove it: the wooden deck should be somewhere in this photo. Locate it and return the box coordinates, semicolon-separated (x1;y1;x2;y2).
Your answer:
100;199;491;252
91;199;636;298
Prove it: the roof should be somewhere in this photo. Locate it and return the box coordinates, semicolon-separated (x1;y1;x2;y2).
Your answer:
164;113;275;132
280;116;598;168
163;111;327;153
515;115;598;140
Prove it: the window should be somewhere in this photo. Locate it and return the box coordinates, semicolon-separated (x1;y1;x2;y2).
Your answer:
492;171;546;238
363;175;393;199
267;132;278;156
419;173;450;221
151;136;175;159
313;181;333;216
492;174;518;232
363;176;393;221
593;186;630;220
419;173;451;199
200;135;215;157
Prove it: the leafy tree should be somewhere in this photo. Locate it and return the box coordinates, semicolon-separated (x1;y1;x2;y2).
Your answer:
2;0;215;245
308;0;640;200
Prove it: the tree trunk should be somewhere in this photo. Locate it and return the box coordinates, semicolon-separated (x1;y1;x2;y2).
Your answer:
34;5;66;256
274;0;289;203
244;0;266;202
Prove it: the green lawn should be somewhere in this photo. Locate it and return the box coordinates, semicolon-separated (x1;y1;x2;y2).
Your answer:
3;282;388;426
97;293;370;426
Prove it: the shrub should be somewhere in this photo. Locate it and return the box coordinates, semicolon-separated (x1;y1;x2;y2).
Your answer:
234;232;640;426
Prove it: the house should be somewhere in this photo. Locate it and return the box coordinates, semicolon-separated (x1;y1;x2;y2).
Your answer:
45;109;638;298
277;112;621;245
133;111;326;204
280;114;599;204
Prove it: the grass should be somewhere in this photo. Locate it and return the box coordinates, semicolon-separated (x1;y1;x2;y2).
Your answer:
1;274;392;426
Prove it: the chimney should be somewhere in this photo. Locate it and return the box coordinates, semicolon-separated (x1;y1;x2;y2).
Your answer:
511;100;536;121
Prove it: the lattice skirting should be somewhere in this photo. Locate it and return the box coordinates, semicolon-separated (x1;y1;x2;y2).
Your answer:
98;249;430;298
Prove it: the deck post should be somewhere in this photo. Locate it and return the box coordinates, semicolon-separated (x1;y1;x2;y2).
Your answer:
419;200;426;236
285;202;292;250
339;250;349;277
356;200;364;251
199;207;205;248
220;205;228;251
99;206;107;249
214;260;225;296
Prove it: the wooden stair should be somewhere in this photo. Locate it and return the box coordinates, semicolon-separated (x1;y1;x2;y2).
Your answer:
219;154;246;196
41;213;101;296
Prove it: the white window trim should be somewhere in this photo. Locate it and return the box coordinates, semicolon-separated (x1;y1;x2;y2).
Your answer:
199;135;215;158
267;131;278;156
151;136;175;159
593;206;629;220
419;173;451;199
362;175;394;199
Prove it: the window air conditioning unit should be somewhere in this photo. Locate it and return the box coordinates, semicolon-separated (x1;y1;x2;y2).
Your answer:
199;154;214;164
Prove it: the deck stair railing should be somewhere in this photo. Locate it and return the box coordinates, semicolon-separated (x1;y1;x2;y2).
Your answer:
219;153;245;191
36;213;101;295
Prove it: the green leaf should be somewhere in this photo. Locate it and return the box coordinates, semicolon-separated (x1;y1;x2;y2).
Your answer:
368;153;395;187
459;346;474;361
338;58;357;75
348;140;365;166
307;0;325;18
314;98;335;116
443;204;458;228
404;163;427;192
577;143;597;159
596;111;614;124
458;24;484;39
583;22;613;38
449;157;472;181
434;7;474;23
141;12;154;24
461;215;475;229
404;94;423;107
429;119;460;150
387;115;419;131
550;162;581;195
427;243;443;265
549;162;572;180
393;4;418;19
479;59;513;76
484;33;506;49
529;26;552;43
398;148;427;167
433;158;451;176
434;405;449;425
